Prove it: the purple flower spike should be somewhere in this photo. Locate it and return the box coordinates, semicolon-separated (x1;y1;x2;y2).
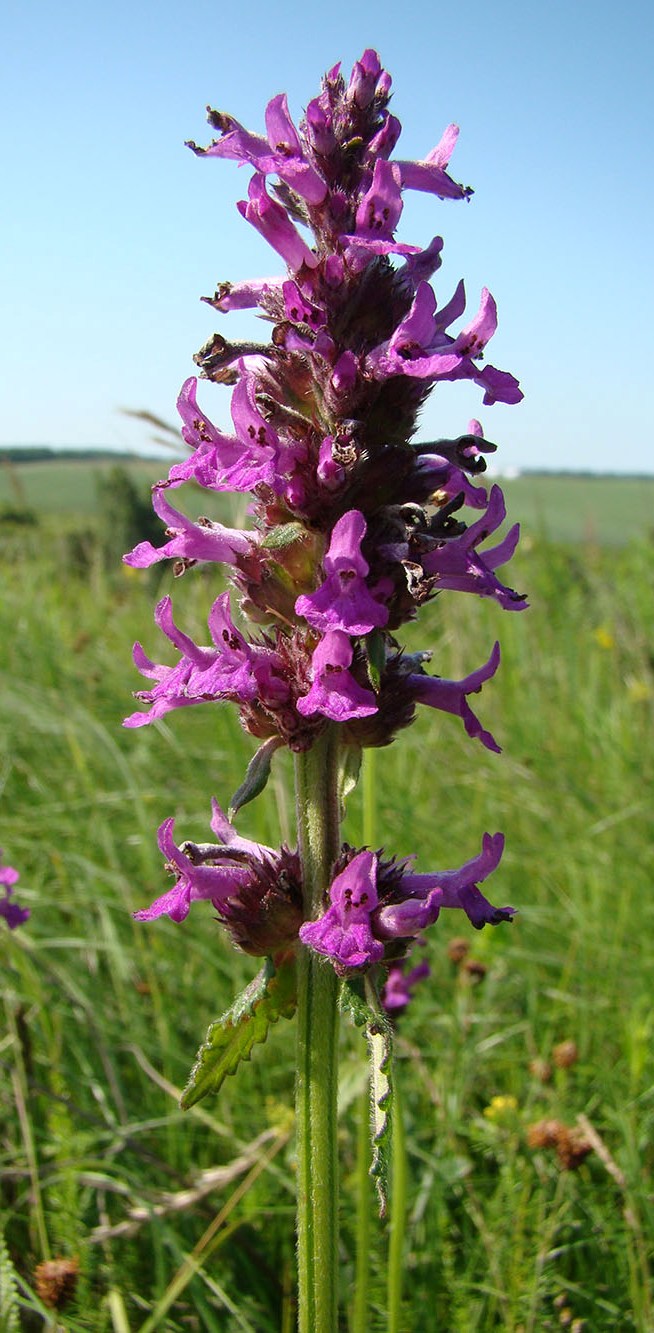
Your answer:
123;486;253;569
299;850;384;973
295;511;389;635
0;856;30;929
297;631;378;723
408;641;502;752
125;50;525;981
238;174;318;272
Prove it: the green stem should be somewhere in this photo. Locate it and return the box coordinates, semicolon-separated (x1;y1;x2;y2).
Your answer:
352;748;377;1332
351;1087;372;1333
294;727;342;1333
387;1082;407;1333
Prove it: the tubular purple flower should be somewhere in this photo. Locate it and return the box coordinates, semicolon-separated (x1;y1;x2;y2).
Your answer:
354;160;403;239
366;113;402;163
296;631;377;723
134;800;304;952
304;96;336;155
364;280;522;405
347;49;384;108
413;454;488;509
299;849;384;973
295;510;389;635
394;121;473;201
421;484;527;610
191;97;327;204
282;280;327;330
263;94;328;204
124;593;289;728
123;486;253;569
170;377;276;492
206;276;282;314
374;832;514;938
382;958;430;1014
408;641;502;752
134;816;252;923
237;174;319;271
0;857;30;929
230;366;309;488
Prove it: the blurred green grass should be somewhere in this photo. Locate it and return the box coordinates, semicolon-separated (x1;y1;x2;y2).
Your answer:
1;480;653;1329
2;456;653;544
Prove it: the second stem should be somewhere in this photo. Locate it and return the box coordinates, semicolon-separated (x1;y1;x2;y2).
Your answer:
294;727;342;1333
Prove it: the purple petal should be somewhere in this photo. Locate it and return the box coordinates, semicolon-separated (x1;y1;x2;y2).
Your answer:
295;511;389;635
123;488;251;569
299;850;384;971
453;288;497;358
296;631;378;722
382;958;430;1013
355;160;403;239
237;173;318;271
0;856;29;929
409;642;502;752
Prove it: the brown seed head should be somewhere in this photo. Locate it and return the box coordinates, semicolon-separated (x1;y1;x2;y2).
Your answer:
527;1118;564;1150
529;1057;553;1084
34;1257;80;1310
555;1126;592;1170
553;1040;578;1069
463;958;487;981
447;936;470;964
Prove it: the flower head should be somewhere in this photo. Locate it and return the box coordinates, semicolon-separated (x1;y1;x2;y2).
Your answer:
299;850;384;974
0;855;30;929
136;801;303;954
127;50;524;1012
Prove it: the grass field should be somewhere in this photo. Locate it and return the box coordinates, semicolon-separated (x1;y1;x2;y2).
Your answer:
1;480;653;1329
1;455;653;545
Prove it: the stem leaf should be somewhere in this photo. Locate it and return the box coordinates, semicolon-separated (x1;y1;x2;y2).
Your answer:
228;736;283;820
364;629;386;691
181;955;297;1109
337;743;362;816
341;978;394;1217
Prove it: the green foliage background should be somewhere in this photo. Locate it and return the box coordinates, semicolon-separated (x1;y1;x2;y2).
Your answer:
1;465;653;1329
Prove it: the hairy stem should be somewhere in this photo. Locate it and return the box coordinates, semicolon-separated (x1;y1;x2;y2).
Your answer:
352;748;377;1330
294;726;342;1333
387;1082;407;1333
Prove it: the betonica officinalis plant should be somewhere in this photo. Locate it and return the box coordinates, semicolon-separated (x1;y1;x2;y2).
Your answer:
124;48;526;1330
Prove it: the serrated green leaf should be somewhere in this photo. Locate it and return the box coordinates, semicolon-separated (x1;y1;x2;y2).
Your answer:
341;976;394;1216
364;629;387;691
228;736;283;820
181;956;297;1109
261;522;307;550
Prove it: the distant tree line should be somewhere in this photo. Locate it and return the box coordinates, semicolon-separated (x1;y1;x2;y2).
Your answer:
1;447;651;480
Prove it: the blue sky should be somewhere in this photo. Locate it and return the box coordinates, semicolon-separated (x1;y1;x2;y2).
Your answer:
2;0;653;472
